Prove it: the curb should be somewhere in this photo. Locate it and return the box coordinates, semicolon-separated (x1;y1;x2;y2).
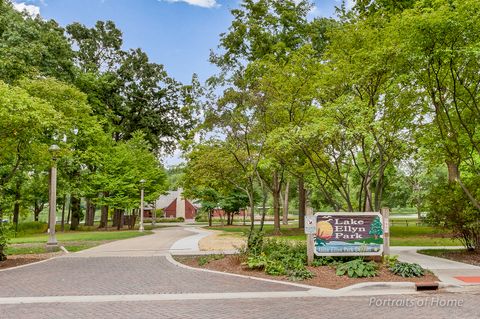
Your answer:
165;230;454;296
165;254;323;291
170;250;238;256
0;254;62;273
165;254;452;296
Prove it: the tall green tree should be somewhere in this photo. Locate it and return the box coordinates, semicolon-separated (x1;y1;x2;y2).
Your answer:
0;0;73;83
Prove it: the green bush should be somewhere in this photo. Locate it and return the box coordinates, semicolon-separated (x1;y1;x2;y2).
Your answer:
198;254;225;266
243;232;313;281
426;182;480;251
336;259;378;278
312;257;334;267
195;212;208;222
15;221;48;235
147;217;185;223
389;262;425;277
247;230;264;255
383;255;399;268
0;223;13;261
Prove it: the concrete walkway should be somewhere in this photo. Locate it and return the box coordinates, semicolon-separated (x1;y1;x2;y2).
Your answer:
72;227;193;257
169;227;210;253
392;246;480;285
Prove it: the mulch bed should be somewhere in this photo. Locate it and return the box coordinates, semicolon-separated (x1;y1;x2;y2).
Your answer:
176;255;439;290
0;253;62;270
424;250;480;267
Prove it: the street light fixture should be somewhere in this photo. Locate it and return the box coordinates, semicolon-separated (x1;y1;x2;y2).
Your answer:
47;144;60;248
139;179;146;232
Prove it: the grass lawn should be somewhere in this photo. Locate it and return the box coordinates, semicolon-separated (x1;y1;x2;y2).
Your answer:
417;249;480;266
11;230;152;244
206;223;461;246
7;230;153;255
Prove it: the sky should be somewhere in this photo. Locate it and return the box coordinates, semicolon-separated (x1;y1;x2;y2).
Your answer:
12;0;353;165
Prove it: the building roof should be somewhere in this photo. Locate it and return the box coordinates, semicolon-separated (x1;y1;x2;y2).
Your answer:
155;190;182;209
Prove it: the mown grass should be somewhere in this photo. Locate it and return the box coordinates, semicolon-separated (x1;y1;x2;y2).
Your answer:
418;249;466;256
206;223;461;246
10;230;152;244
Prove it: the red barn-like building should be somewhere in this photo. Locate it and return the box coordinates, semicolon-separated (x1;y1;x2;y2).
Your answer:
155;188;198;221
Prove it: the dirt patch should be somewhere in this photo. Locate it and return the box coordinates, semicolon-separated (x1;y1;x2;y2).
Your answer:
0;252;62;270
176;255;439;290
199;231;246;251
420;250;480;267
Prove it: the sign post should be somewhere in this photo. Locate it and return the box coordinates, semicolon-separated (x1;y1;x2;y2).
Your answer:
381;207;390;256
305;207;314;266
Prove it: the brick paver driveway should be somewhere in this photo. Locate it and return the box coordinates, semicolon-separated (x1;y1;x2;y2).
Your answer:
1;227;479;318
1;293;479;319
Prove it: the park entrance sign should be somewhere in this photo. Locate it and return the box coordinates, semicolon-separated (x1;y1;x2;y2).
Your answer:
314;212;384;256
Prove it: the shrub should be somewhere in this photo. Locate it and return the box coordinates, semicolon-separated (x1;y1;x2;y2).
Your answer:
336;259;378;278
246;230;264;256
15;222;48;235
389;262;425;277
383;255;399;268
0;223;13;261
148;217;185;223
426;182;480;251
198;254;225;266
243;233;313;281
311;256;357;267
195;212;208;222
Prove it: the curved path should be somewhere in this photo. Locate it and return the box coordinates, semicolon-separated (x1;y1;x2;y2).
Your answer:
1;227;479;319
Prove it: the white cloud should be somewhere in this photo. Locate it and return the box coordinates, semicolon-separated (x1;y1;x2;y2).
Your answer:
162;0;219;8
334;0;355;10
12;2;41;17
308;5;321;18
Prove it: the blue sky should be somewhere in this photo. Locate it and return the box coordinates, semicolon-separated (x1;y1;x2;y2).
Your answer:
12;0;351;165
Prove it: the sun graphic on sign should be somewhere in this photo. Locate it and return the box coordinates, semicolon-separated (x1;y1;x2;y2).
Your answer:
316;220;333;240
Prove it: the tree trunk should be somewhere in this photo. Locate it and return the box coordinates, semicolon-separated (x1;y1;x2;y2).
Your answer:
61;195;66;231
282;180;289;225
116;209;124;230
364;172;373;212
208;209;212;227
84;199;95;226
66;200;71;225
100;205;108;229
70;196;81;231
445;161;480;210
247;182;255;233
446;161;459;183
272;171;281;235
112;209;119;228
13;181;21;230
34;201;43;222
99;192;109;228
260;190;267;232
0;205;6;261
298;175;306;229
257;177;268;231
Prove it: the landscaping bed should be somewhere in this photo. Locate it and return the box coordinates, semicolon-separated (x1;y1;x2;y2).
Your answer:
175;254;439;289
0;252;62;270
418;249;480;267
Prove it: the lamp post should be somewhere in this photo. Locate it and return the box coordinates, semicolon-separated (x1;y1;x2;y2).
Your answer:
139;179;145;232
47;144;60;248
